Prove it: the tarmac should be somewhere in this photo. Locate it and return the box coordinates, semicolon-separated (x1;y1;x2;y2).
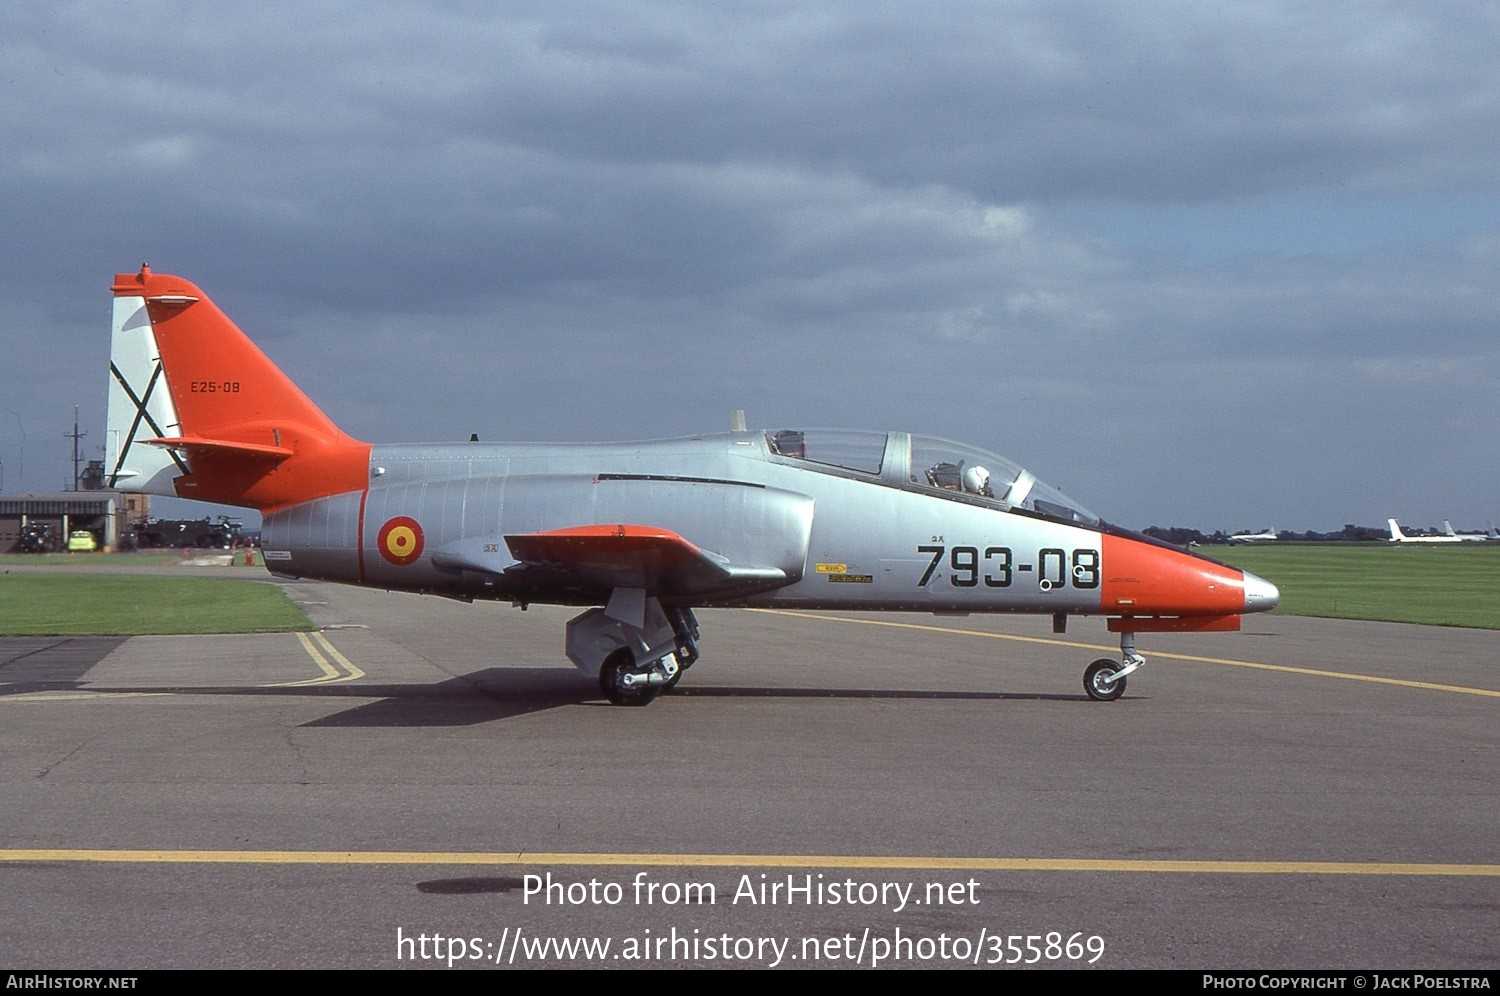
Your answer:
1;560;1496;968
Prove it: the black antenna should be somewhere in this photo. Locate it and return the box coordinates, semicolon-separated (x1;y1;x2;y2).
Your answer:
64;406;87;491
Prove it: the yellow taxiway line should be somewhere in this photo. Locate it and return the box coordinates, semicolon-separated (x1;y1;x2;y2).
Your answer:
273;631;366;686
0;849;1496;877
0;691;168;703
5;631;365;700
756;610;1500;699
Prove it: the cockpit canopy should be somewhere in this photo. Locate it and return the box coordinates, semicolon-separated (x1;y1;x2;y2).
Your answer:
765;429;1098;526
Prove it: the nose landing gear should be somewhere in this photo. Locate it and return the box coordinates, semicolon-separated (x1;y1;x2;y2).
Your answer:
1083;630;1146;702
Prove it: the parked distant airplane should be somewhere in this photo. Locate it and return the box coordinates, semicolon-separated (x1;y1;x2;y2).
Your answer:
1228;528;1277;544
1440;521;1490;542
1388;519;1464;544
105;265;1279;704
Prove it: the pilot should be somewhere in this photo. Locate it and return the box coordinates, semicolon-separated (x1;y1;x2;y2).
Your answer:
963;465;994;498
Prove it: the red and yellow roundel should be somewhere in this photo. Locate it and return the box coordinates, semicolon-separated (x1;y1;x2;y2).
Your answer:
377;516;424;566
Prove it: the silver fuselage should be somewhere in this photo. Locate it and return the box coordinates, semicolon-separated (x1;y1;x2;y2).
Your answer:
264;430;1110;615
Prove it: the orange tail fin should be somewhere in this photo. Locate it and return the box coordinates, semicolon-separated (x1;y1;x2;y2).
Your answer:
106;265;370;512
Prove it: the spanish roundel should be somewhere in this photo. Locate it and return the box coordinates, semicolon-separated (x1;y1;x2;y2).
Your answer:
377;516;424;566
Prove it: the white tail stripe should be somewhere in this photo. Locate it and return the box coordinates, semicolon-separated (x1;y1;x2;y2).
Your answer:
106;295;186;496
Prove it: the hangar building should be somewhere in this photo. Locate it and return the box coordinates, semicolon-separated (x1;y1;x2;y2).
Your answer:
0;492;120;553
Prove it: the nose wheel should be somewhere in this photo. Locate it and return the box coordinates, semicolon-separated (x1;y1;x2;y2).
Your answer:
1083;631;1146;701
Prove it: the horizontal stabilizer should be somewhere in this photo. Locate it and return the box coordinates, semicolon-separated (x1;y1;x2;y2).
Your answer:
144;436;294;461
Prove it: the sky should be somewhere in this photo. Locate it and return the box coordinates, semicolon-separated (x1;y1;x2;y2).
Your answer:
2;1;1497;533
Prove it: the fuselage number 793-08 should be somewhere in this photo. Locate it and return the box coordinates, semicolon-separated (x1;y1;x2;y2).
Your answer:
917;544;1101;591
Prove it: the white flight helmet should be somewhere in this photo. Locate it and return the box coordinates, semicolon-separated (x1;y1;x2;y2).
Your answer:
963;464;991;496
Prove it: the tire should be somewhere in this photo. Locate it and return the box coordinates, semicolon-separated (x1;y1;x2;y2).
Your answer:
1084;658;1126;701
598;648;659;706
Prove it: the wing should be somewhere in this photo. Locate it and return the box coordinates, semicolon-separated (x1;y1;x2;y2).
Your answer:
501;524;789;600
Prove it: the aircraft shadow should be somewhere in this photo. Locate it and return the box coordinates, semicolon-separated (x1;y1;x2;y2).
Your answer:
0;636;129;696
0;663;595;722
2;661;1112;722
669;685;1092;703
302;668;597;726
301;676;1099;726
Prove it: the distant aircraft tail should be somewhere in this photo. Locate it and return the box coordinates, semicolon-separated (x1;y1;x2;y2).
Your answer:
1442;520;1459;537
106;265;370;512
1387;518;1407;541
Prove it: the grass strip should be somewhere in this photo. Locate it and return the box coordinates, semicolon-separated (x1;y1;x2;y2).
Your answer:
1205;543;1500;629
0;575;313;636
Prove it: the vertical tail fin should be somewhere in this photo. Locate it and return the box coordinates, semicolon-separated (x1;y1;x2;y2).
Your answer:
106;265;370;512
1387;518;1406;541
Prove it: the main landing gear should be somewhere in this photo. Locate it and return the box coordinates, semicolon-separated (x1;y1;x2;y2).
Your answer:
597;643;697;706
566;596;700;706
1083;630;1146;702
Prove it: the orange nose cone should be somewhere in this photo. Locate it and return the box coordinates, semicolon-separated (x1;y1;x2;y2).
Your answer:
1100;534;1249;616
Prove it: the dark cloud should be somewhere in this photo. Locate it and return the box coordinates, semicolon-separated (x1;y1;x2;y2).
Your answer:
1;2;1496;529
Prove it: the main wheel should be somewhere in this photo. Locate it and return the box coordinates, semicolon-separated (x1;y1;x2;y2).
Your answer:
1084;658;1126;701
599;648;659;706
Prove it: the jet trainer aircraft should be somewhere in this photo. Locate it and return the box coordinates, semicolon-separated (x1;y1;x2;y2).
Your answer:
105;265;1279;704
